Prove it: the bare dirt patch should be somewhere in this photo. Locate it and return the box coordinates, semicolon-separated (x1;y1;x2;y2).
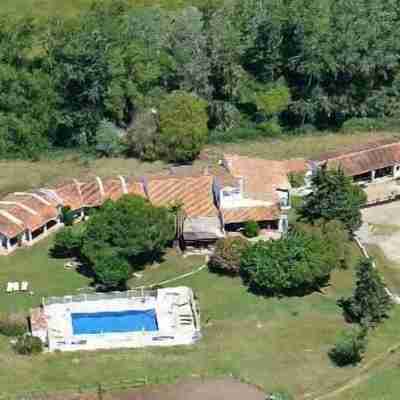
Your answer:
45;379;266;400
112;378;266;400
359;201;400;263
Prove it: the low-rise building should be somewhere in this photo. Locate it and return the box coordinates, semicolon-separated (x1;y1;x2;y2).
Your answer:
312;139;400;184
310;139;400;205
215;154;295;237
142;172;224;247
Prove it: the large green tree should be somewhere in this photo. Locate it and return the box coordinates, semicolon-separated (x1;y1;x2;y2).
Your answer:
81;195;175;289
240;230;336;296
299;168;367;232
338;258;393;327
158;91;209;162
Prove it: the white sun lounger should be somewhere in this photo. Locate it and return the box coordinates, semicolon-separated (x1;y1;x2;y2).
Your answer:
13;282;20;292
6;282;13;293
21;281;29;291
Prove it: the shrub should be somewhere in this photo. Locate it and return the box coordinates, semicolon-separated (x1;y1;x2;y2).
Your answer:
61;206;75;226
14;334;43;355
240;230;334;296
243;220;260;238
294;220;351;270
0;313;27;337
256;119;283;137
329;327;368;366
341;117;400;133
52;226;83;258
288;172;305;188
209;237;250;275
95;120;126;157
267;392;294;400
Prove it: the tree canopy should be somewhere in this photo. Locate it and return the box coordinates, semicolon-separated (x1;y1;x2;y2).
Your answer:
80;195;175;289
299;168;367;232
240;229;337;296
1;0;400;159
338;258;393;327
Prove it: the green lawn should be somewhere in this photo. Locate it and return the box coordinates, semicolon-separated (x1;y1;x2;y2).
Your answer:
0;237;91;314
1;237;400;399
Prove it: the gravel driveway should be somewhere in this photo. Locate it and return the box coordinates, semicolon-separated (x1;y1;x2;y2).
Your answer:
358;202;400;262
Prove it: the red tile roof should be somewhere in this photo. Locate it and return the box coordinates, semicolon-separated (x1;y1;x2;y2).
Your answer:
315;140;400;176
102;177;125;202
222;205;280;224
223;154;290;202
126;178;146;198
4;193;58;230
0;212;24;238
53;181;83;211
145;174;218;218
283;159;309;174
80;179;104;207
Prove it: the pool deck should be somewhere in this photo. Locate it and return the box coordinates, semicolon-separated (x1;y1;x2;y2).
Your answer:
31;287;201;352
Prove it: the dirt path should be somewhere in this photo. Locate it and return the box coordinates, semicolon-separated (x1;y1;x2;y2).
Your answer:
47;378;266;400
111;378;266;400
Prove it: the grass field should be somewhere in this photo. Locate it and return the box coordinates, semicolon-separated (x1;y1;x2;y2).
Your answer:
1;235;400;399
0;152;167;197
0;131;398;197
0;132;400;398
0;0;212;18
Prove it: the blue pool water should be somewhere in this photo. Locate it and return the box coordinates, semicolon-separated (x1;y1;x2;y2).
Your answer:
71;309;158;335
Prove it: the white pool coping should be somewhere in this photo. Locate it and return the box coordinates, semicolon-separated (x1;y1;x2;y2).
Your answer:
37;286;201;352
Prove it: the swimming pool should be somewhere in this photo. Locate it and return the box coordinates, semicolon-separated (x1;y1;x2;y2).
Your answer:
71;309;158;335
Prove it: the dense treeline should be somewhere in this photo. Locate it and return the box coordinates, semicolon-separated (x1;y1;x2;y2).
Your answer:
1;0;400;160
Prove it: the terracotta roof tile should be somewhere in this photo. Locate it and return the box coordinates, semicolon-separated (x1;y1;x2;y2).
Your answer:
283;159;309;174
222;205;280;224
223;154;290;202
102;177;125;202
80;179;103;207
315;140;400;176
53;181;83;211
145;175;218;218
126;178;146;198
3;193;58;231
0;212;24;238
314;138;399;162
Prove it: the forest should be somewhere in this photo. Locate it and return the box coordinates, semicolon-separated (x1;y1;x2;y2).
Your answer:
1;0;400;161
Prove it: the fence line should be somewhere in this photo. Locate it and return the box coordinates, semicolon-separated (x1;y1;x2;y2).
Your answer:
43;288;158;307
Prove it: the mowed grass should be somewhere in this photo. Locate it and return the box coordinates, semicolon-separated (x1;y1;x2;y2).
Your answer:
0;237;91;314
1;238;400;399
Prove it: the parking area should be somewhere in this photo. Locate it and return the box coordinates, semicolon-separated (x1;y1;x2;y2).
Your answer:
358;201;400;262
